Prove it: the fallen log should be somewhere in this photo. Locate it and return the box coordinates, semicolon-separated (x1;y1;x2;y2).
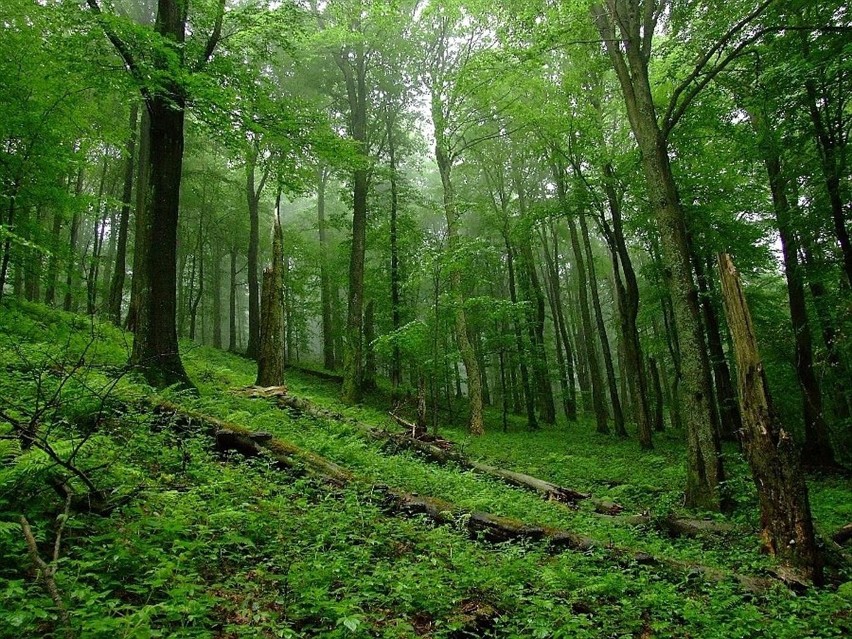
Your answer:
240;388;751;541
152;396;786;592
238;386;596;507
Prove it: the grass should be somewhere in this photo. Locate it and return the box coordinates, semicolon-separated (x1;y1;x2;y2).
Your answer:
0;299;850;638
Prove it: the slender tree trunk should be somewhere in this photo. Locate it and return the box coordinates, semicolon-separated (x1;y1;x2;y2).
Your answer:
601;163;652;446
0;180;19;302
569;284;592;415
338;46;369;404
594;6;724;510
649;356;665;432
514;173;556;424
802;78;852;288
751;112;836;467
579;209;625;436
718;253;822;584
505;234;538;431
188;210;204;342
228;247;238;352
693;248;741;442
363;299;376;391
126;107;151;333
44;193;65;306
388;117;402;391
245;146;265;360
86;155;110;315
556;167;608;433
212;246;223;349
62;168;84;312
108;104;139;325
540;226;578;421
317;166;335;370
435;151;484;434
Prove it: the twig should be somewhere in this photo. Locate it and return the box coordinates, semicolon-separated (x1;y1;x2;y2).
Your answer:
20;494;74;638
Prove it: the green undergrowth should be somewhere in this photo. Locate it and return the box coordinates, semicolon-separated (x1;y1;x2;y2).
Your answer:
1;300;850;638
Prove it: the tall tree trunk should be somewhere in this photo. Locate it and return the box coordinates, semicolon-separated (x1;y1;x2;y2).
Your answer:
108;104;139;325
601;163;652;447
802;71;852;288
188;209;204;342
126;107;151;333
127;0;193;388
212;246;223;349
62;167;84;312
317;165;335;370
44;192;65;306
751;112;836;467
540;225;578;421
692;248;741;442
0;179;20;303
648;356;665;432
718;253;822;584
556;167;608;433
514;171;556;424
593;5;725;511
579;209;625;436
244;146;265;360
569;283;592;415
434;152;484;434
387;115;402;391
363;299;376;391
505;234;538;431
228;247;238;352
338;46;368;404
86;155;110;315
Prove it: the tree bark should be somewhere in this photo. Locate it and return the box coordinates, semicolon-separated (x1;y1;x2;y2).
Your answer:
556;167;608;434
317;165;335;370
579;209;626;436
504;234;538;431
593;3;725;510
718;253;822;585
62;167;84;312
648;356;665;432
601;163;652;447
540;226;577;421
126;0;193;388
434;147;484;434
385;112;402;391
750;110;836;467
256;214;285;387
228;246;238;352
108;104;139;325
244;145;265;360
338;45;369;404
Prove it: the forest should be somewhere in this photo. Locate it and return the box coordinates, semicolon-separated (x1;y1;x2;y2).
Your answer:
0;0;851;637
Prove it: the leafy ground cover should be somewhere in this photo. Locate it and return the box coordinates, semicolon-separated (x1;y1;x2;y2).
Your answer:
1;301;850;638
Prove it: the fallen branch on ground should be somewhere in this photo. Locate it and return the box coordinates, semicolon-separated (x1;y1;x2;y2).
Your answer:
152;396;792;593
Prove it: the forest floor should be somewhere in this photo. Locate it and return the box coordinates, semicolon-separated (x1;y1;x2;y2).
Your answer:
1;300;850;638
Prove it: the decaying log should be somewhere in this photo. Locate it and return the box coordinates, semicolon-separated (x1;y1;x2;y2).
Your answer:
238;386;597;507
239;388;761;544
155;398;779;594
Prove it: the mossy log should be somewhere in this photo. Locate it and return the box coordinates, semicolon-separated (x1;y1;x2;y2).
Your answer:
152;397;783;594
238;386;595;506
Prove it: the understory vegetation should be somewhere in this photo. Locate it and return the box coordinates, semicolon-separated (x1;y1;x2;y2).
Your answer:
1;301;850;638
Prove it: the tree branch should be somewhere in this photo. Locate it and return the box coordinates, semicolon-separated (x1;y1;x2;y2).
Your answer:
84;0;150;103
